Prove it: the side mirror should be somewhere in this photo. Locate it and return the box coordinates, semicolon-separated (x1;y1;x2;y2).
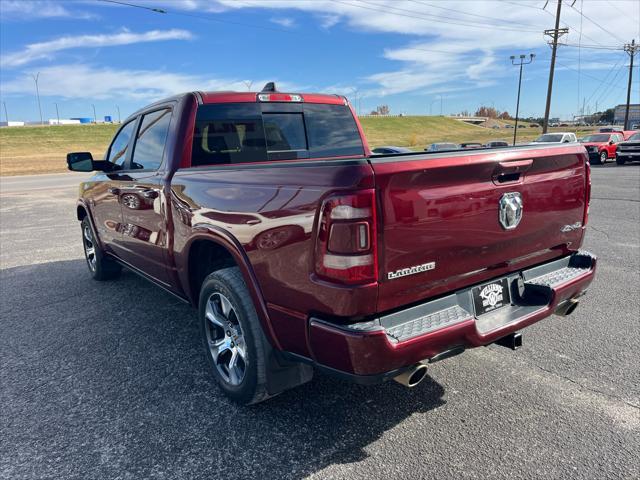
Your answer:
67;152;95;172
609;140;615;145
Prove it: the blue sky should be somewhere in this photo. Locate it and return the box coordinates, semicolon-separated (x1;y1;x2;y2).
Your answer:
1;0;638;122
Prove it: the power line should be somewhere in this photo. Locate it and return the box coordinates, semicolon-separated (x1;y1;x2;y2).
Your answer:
408;0;547;29
332;0;541;33
566;1;626;44
594;62;628;108
97;0;301;35
558;43;625;50
585;56;625;105
99;0;166;13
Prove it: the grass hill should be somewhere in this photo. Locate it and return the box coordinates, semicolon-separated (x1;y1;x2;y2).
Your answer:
0;116;590;176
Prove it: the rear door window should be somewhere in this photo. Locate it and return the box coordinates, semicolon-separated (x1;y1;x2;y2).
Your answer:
192;104;266;166
190;102;363;167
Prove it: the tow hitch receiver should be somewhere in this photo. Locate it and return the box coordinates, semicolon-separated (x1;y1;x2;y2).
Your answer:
495;332;522;350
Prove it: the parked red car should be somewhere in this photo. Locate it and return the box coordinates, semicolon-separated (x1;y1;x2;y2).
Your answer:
580;132;624;164
67;85;596;404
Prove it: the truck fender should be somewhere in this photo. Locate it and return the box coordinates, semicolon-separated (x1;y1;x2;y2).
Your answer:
184;226;313;395
76;200;105;250
186;224;282;351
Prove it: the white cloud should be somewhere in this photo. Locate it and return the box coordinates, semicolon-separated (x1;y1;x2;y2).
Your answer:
1;0;96;20
0;64;300;101
206;0;638;97
318;14;340;29
270;17;296;28
1;29;193;68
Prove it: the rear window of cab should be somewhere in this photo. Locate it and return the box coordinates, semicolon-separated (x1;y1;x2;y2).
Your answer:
190;103;364;166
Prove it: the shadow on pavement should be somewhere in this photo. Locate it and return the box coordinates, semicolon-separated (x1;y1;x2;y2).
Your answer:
1;259;446;479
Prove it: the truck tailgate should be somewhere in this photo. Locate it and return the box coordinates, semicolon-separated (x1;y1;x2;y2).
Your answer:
370;145;588;313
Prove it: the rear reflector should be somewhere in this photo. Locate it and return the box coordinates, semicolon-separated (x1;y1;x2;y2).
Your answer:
258;93;303;102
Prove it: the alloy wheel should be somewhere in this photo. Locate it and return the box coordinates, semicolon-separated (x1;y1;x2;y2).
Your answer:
204;292;247;386
600;151;607;164
83;224;97;271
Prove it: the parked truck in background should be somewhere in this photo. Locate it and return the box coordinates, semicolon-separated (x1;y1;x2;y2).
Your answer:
68;85;596;404
579;132;624;165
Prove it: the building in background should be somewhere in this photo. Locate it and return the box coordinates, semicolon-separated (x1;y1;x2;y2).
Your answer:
613;104;640;125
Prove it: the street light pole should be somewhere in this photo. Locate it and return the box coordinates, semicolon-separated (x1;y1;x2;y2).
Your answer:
429;99;439;115
2;101;8;123
31;72;43;125
510;53;535;146
116;105;121;123
92;104;97;124
55;102;60;125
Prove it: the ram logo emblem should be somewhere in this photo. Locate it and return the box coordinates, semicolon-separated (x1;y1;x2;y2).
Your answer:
499;192;523;230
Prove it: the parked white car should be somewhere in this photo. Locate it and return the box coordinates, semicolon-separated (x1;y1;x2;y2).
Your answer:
530;132;577;144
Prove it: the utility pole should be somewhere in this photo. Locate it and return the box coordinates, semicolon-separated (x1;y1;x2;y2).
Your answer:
2;101;8;123
116;105;121;123
511;53;535;146
439;94;443;115
350;88;360;116
54;102;60;125
623;39;638;130
242;80;253;91
542;0;568;133
31;72;43;125
92;104;97;124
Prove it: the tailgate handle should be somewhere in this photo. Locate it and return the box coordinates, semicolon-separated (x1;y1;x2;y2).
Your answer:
493;159;533;183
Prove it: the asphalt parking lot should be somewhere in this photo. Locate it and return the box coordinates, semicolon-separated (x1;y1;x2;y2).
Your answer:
1;164;639;480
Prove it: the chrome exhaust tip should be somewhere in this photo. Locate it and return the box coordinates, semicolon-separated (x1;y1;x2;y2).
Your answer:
393;363;428;388
555;298;579;317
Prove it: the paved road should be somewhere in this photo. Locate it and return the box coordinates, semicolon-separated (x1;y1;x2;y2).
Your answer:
1;166;639;480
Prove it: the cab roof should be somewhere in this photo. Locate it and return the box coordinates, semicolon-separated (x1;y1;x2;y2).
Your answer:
198;91;347;105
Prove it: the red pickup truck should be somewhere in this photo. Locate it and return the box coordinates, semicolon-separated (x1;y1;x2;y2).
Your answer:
579;132;624;164
68;85;596;404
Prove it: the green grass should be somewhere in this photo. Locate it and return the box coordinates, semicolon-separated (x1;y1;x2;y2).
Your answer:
0;117;593;175
0;124;118;175
360;115;587;150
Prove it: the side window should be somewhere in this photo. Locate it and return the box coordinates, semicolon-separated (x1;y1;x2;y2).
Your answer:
304;104;364;157
131;109;172;170
192;104;267;166
107;120;136;168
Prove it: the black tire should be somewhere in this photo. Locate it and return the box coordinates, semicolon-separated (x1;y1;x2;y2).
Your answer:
81;217;121;280
600;151;608;164
199;267;272;405
616;155;626;165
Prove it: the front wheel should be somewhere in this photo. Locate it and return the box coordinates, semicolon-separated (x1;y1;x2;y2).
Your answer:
600;151;608;164
616;155;626;165
200;267;272;405
81;217;121;280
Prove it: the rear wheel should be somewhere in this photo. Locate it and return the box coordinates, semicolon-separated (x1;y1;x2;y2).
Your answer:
600;151;608;164
81;217;121;280
200;267;272;405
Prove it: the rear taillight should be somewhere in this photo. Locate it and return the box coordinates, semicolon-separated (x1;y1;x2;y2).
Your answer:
583;159;591;226
315;190;378;285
